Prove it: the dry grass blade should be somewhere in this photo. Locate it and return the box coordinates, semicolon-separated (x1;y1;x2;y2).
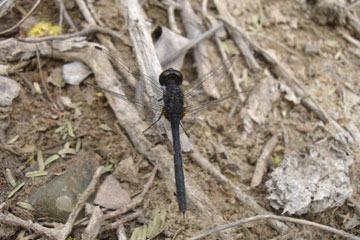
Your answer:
7;182;25;198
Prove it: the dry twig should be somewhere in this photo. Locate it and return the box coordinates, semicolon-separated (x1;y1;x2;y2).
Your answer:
87;0;105;26
166;0;181;34
56;0;78;32
17;25;131;46
0;0;41;35
0;144;21;156
181;0;221;99
160;23;224;67
57;0;64;33
81;206;103;240
101;209;143;232
340;31;360;48
35;47;60;110
190;214;360;240
74;0;136;88
213;0;261;72
201;0;245;99
250;135;278;188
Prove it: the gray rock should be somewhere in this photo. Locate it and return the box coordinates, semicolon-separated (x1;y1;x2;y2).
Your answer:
62;61;92;85
28;153;98;222
266;138;353;215
0;76;20;106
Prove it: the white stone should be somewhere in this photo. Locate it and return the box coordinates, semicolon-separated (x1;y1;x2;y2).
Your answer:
62;61;92;85
0;76;20;106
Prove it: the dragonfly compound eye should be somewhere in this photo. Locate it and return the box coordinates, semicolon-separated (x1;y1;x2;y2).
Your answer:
159;68;183;86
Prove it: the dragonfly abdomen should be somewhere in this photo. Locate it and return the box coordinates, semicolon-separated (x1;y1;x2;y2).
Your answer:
169;115;186;213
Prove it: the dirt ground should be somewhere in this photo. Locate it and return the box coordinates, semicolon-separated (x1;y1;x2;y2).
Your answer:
0;0;360;239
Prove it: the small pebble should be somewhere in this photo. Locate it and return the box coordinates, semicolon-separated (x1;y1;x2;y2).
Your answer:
59;95;74;109
289;18;298;29
304;42;319;56
0;76;20;106
62;61;92;85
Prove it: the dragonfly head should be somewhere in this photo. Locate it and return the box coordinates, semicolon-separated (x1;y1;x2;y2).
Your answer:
159;68;183;86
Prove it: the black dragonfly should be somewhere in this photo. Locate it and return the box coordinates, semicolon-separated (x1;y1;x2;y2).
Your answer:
87;46;242;214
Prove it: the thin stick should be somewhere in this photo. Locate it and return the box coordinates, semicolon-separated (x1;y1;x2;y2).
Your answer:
160;23;224;67
340;32;360;48
100;209;143;231
7;60;31;75
75;0;137;90
190;214;360;240
19;72;37;95
81;206;103;240
202;0;245;99
167;0;181;34
22;233;40;240
0;213;62;239
88;0;105;26
57;0;64;34
56;0;78;31
35;47;59;110
0;144;22;156
16;25;131;46
0;0;41;35
74;0;95;24
214;0;261;72
228;97;239;118
248;32;298;56
250;135;278;188
181;0;220;99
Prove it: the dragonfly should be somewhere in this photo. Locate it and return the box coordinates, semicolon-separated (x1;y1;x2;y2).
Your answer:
86;46;244;214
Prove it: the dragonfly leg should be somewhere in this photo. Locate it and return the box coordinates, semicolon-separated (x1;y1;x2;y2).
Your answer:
179;121;189;138
142;114;163;134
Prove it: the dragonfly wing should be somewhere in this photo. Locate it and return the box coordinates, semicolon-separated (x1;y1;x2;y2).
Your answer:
85;83;163;111
184;90;247;118
92;46;164;101
183;54;236;100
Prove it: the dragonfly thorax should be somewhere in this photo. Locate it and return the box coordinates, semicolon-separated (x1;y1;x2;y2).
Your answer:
163;84;185;118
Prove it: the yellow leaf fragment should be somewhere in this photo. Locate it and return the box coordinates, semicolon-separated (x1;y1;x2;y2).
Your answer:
28;22;59;37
